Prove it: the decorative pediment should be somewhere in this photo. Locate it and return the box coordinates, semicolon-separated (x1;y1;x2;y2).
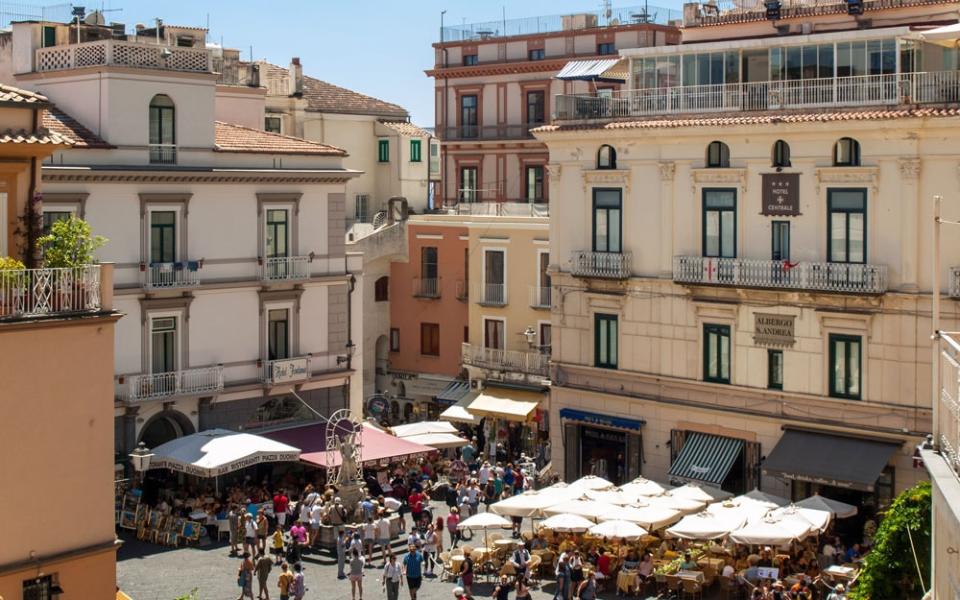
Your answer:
815;167;879;195
582;169;630;193
690;168;746;195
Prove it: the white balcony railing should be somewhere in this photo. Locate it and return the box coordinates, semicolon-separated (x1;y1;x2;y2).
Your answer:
951;267;960;299
936;333;960;478
259;256;311;282
530;285;552;309
121;366;224;403
555;70;960;121
261;356;312;385
35;39;212;73
673;256;888;294
570;251;632;279
143;262;201;290
461;343;550;377
0;265;101;320
480;283;507;305
413;277;441;298
149;144;177;165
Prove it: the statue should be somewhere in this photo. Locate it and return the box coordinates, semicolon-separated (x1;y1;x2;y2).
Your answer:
335;434;360;487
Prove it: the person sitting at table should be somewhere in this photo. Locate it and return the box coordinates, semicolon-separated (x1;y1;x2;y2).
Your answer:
595;551;612;580
622;550;639;570
679;553;698;571
636;553;654;586
757;547;774;568
529;533;547;551
510;543;532;578
844;543;861;563
734;550;750;571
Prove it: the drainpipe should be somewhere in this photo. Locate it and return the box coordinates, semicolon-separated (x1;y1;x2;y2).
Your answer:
440;10;449;208
25;107;40;268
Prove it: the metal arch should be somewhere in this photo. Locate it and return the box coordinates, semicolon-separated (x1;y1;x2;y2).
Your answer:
325;409;363;485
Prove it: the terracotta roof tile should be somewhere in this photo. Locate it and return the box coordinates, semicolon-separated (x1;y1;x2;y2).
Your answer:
260;62;409;119
41;107;111;148
379;121;431;137
0;129;72;145
0;83;48;104
214;121;347;155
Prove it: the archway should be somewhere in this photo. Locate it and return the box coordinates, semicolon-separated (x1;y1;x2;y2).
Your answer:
375;334;389;393
138;410;195;449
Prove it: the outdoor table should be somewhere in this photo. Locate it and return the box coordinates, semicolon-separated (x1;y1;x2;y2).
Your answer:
697;557;724;571
617;569;637;594
824;565;856;582
472;547;492;561
188;510;207;520
494;539;517;549
676;570;705;583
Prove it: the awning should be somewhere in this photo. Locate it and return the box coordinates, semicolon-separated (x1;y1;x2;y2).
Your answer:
440;392;479;424
907;23;960;47
560;408;644;432
555;58;629;82
264;421;435;469
467;386;543;422
436;379;471;404
762;429;900;492
147;429;300;478
390;421;459;438
401;432;469;449
668;432;744;488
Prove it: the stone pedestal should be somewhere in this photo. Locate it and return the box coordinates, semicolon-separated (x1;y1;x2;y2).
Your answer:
315;513;403;550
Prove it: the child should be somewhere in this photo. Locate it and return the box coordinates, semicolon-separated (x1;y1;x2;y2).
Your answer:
271;526;286;565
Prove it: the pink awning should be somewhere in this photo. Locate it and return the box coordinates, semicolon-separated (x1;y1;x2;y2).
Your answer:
263;421;435;468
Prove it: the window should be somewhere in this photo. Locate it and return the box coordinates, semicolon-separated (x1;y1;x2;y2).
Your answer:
593;189;622;253
833;137;861;166
771;221;790;261
355;194;369;223
410;139;422;162
772;140;791;167
24;574;61;600
421;246;438;280
375;276;389;302
421;323;440;356
378;139;389;162
42;26;55;48
702;189;736;258
525;165;544;201
526;91;545;125
459;166;478;202
597;42;616;55
703;324;731;383
539;322;552;354
484;318;505;350
484;249;506;304
463;54;478;66
529;48;545;60
41;210;72;236
594;313;618;369
264;116;282;133
464;326;469;343
829;334;862;399
460;95;478;138
538;250;551;307
828;189;866;263
148;94;176;164
706;141;730;168
597;145;617;169
265;209;289;258
151;316;177;374
768;349;784;390
268;309;290;361
150;210;177;264
390;328;400;352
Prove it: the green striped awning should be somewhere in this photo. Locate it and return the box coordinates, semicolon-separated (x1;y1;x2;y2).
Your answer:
668;432;744;487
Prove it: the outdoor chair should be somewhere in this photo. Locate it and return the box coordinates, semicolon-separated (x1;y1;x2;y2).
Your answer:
528;554;542;586
681;578;703;600
489;532;504;543
439;551;454;581
461;544;475;557
215;518;230;541
665;575;681;596
718;575;740;600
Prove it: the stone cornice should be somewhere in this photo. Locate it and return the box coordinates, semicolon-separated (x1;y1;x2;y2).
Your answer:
42;169;355;184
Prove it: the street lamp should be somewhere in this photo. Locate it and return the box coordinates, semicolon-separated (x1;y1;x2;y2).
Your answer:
129;442;154;489
523;326;537;349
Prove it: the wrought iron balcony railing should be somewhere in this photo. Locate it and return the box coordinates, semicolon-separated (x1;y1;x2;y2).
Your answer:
673;256;888;294
479;283;507;306
413;277;441;298
259;256;311;282
530;285;552;309
570;251;632;279
142;261;201;289
0;265;101;320
121;366;224;403
461;342;550;377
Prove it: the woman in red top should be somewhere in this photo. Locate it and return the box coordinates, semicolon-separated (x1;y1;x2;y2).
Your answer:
273;490;289;528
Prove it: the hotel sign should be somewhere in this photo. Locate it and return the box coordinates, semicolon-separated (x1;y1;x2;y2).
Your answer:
753;313;796;347
761;173;800;216
269;357;310;384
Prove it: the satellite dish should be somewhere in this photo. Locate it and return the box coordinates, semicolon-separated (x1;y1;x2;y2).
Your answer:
84;10;106;26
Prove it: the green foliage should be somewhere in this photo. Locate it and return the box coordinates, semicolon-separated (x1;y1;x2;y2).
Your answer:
35;216;106;268
0;256;25;285
850;480;931;600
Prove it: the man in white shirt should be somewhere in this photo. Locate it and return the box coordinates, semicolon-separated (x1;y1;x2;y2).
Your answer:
722;564;735;578
478;462;491;486
376;513;392;566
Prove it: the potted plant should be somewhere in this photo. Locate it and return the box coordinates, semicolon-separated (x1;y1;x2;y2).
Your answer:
0;256;25;317
36;217;107;312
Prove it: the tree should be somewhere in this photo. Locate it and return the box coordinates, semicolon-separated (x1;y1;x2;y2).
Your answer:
851;480;931;600
35;216;106;268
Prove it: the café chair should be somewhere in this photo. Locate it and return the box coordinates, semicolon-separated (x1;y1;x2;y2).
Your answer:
681;578;703;600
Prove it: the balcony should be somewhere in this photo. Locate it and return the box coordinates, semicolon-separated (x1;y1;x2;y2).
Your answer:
261;356;312;385
530;285;552;309
951;267;960;299
35;39;212;73
0;265;101;320
479;283;507;306
555;71;960;121
142;262;201;290
673;256;888;294
449;201;549;218
440;125;537;141
259;256;311;282
413;277;441;299
936;333;960;478
149;144;177;165
120;366;224;403
461;343;550;377
570;251;632;279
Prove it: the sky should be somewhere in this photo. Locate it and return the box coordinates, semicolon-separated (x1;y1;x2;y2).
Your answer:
96;0;685;126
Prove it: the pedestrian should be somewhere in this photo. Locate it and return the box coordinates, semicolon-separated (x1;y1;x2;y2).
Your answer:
434;517;445;553
244;514;257;556
257;509;270;554
827;584;847;600
554;554;571;600
364;516;377;563
459;552;474;597
423;524;438;576
453;586;468;600
402;544;423;600
277;562;294;600
273;489;289;529
229;504;242;555
446;507;460;548
408;488;425;528
271;527;285;565
255;550;273;600
292;562;306;600
289;520;307;564
309;499;324;547
515;576;531;600
492;574;512;600
349;548;366;600
382;553;403;600
236;552;255;600
376;511;392;566
575;571;597;600
337;529;351;579
510;543;531;579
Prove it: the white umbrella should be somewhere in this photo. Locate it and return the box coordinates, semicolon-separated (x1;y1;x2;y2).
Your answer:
458;512;512;548
620;478;670;498
666;510;747;540
646;492;707;515
795;494;858;519
670;483;733;503
770;505;831;533
739;489;789;508
539;513;596;533
602;505;682;530
491;488;577;518
589;520;648;540
728;518;809;546
543;498;620;520
390;421;460;437
568;475;615;491
147;429;300;477
584;489;633;505
706;499;772;525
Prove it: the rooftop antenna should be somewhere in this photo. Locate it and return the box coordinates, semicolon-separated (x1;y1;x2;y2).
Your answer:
154;17;162;45
602;0;613;21
71;6;85;44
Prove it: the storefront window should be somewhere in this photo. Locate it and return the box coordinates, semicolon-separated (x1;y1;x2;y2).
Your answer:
581;426;627;485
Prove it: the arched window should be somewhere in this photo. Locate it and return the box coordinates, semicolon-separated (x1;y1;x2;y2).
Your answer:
833;137;860;167
706;141;730;168
375;276;389;302
149;94;176;164
772;140;791;168
597;145;617;169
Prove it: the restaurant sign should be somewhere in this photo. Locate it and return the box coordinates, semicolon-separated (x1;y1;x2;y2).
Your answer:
753;313;796;347
761;173;800;216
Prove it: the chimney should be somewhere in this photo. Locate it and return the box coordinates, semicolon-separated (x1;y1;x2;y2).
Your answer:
289;57;303;96
248;63;261;88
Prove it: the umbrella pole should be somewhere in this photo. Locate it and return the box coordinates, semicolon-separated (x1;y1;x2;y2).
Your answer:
215;475;219;496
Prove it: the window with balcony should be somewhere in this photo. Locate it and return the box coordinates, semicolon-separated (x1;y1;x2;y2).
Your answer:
463;54;478;66
537;250;551;307
265;209;289;258
265;116;282;133
525;165;544;201
768;349;784;390
149;94;176;164
484;318;505;350
378;139;389;162
597;145;617;169
771;221;790;261
150;316;178;374
828;189;866;263
598;42;616;55
703;189;736;258
526;90;545;125
594;313;618;369
706;141;730;168
459;166;478;202
772;140;791;167
150;210;177;265
829;334;861;399
703;323;731;383
410;139;422;162
268;309;290;361
484;249;506;304
421;323;440;356
460;95;478;138
833;137;861;166
390;328;400;352
375;276;389;302
539;322;552;355
592;189;622;254
529;48;545;61
421;246;438;280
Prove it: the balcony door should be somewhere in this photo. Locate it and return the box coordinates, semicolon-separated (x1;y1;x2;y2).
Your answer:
484;249;505;304
771;221;790;261
268;309;290;361
703;189;737;258
460;166;478;203
150;211;177;265
150;316;178;374
828;189;866;263
484;318;505;351
265;209;290;259
592;188;622;253
460;94;478;138
526;91;545;126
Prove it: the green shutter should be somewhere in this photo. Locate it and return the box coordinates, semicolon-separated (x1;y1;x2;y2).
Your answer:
410;139;422;162
378;139;389;162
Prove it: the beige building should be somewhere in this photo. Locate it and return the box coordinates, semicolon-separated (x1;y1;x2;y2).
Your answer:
536;0;960;525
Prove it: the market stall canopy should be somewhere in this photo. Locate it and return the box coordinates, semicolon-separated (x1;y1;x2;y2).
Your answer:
795;494;858;519
390;421;459;437
568;475;616;491
620;477;670;499
555;57;629;82
589;520;648;540
458;512;512;530
491;488;579;518
401;433;469;449
907;23;960;47
601;505;682;530
770;505;831;533
147;429;300;478
539;513;596;532
543;498;620;520
439;393;478;424
264;421;434;468
466;386;542;422
665;510;747;540
668;432;744;489
670;483;733;503
762;429;900;493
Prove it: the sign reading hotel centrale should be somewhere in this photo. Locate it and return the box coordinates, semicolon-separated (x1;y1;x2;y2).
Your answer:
753;313;796;347
761;173;800;216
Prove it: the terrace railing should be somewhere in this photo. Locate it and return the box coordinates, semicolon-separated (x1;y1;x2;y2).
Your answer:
570;251;632;279
461;342;550;377
36;39;212;73
121;366;224;403
0;265;101;320
673;256;888;294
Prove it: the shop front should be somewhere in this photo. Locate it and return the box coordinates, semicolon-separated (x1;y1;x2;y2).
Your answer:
560;408;644;486
464;384;547;461
668;430;761;495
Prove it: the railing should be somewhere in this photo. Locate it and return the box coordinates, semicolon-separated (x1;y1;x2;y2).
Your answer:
530;285;552;309
450;201;549;217
0;265;101;320
570;251;632;279
685;0;930;27
480;283;507;305
462;343;550;377
261;356;312;385
149;144;177;165
951;267;960;299
121;366;224;403
456;280;469;302
440;125;537;141
259;256;311;281
555;71;960;121
936;333;960;478
143;262;201;289
413;277;441;298
673;256;888;294
35;39;212;73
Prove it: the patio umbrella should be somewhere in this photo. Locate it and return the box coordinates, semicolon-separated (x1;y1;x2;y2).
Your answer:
619;477;670;499
795;494;858;519
146;429;300;478
491;487;578;518
568;475;615;491
706;499;772;525
645;492;707;515
739;488;789;508
602;505;682;530
669;483;733;503
542;498;620;520
665;510;747;540
770;504;832;533
584;488;632;505
728;516;811;546
539;513;596;533
589;520;648;541
458;512;512;548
